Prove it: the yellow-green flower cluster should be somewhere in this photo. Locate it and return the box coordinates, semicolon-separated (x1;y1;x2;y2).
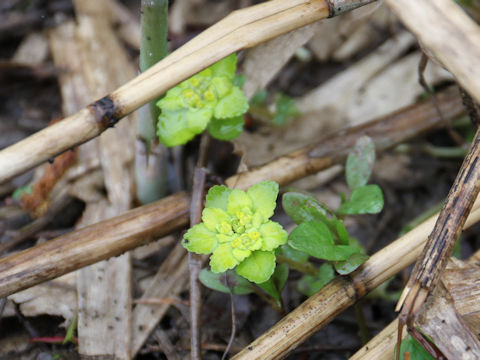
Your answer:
182;181;287;284
157;54;248;146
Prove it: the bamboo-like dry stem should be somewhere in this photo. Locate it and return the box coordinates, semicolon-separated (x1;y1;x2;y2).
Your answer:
231;204;480;359
0;86;464;299
0;0;343;184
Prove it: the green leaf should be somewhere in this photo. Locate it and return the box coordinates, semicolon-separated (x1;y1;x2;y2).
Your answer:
183;223;217;254
259;221;288;251
199;269;254;295
210;244;240;273
282;192;331;225
335;220;350;245
297;263;335;297
289;222;358;261
202;207;229;231
337;185;384;215
396;335;435;360
205;185;232;210
346;136;376;190
63;314;77;344
235;250;276;283
227;189;253;215
210;54;237;79
250;89;267;106
272;93;300;126
157;108;211;147
257;263;289;304
234;73;246;87
208;115;244;141
280;244;310;264
247;180;279;219
12;185;32;199
334;252;369;275
214;86;249;119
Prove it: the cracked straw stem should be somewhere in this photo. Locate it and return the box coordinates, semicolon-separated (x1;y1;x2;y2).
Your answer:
0;0;377;184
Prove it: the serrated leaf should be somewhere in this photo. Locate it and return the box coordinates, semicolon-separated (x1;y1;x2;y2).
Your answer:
157;108;211;147
235;250;276;283
199;269;254;295
208;115;244;141
334;252;369;275
346;136;376;190
396;335;435;360
210;54;237;79
247;180;279;219
214;87;249;119
205;185;232;210
289;222;358;261
282;192;331;225
297;263;335;297
337;185;384;215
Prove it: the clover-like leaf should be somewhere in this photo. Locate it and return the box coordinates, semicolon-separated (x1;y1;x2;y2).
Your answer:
346;136;376;190
259;221;287;251
337;184;384;215
248;181;279;219
214;86;249;119
235;250;276;284
208;115;244;141
205;185;232;210
199;269;254;295
183;223;217;254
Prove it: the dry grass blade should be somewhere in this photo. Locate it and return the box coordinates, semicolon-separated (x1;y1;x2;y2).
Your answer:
0;87;464;300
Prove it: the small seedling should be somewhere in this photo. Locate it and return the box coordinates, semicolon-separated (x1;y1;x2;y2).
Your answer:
156;54;249;146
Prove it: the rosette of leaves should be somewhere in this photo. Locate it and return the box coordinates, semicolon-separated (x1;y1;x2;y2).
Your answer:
156;54;249;146
182;181;287;284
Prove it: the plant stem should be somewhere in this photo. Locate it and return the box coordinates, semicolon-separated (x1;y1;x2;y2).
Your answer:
188;134;211;360
354;301;370;345
276;255;318;276
136;0;169;204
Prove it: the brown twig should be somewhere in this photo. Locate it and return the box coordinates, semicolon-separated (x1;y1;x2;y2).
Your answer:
0;86;465;299
188;165;209;359
395;127;480;359
231;204;480;359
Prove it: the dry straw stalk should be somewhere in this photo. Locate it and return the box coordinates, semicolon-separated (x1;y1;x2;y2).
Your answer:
0;87;463;299
0;0;377;184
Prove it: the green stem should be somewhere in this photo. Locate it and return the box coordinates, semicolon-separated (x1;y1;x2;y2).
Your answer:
139;0;168;137
251;285;284;315
276;255;318;276
354;301;370;345
135;0;169;205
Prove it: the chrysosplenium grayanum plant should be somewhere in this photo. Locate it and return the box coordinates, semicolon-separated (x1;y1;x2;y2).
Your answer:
182;181;287;284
